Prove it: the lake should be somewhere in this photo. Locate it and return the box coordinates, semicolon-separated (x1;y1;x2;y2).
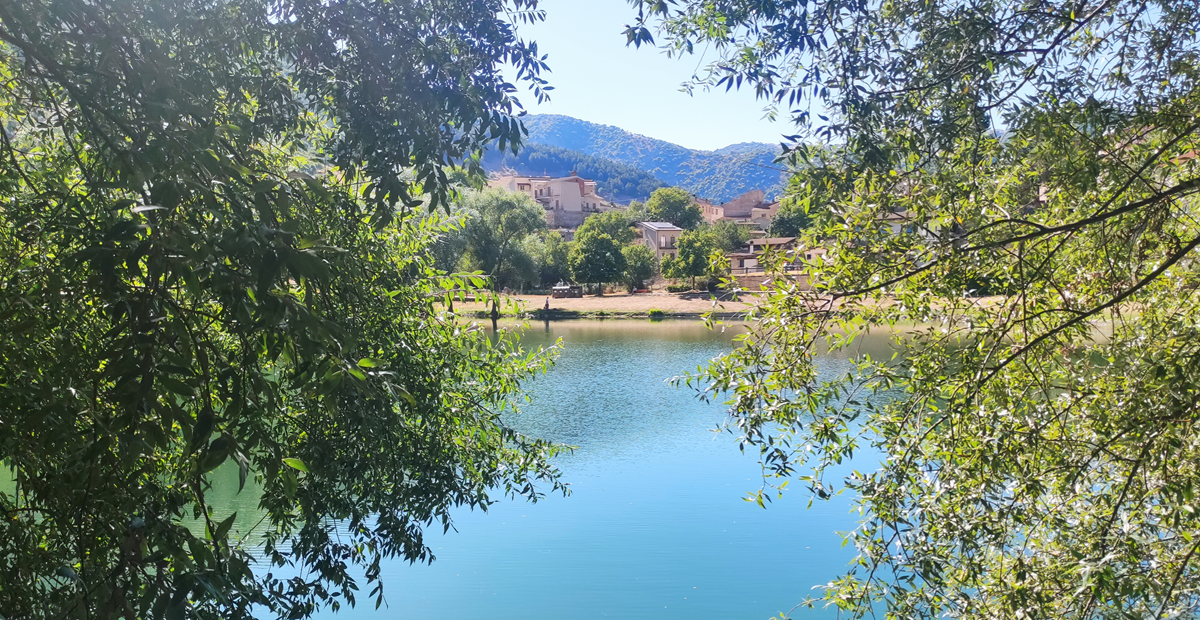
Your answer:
292;319;879;620
4;319;882;618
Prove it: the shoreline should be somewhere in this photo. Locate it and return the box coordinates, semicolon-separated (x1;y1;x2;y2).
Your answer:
464;309;750;320
455;291;755;320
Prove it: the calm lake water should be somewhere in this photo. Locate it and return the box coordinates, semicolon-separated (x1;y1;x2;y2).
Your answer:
291;319;882;620
3;320;886;619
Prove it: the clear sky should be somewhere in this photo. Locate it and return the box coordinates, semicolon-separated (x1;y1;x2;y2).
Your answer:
506;0;789;152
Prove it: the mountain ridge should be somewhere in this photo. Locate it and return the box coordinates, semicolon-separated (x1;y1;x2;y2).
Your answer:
480;142;666;202
518;114;786;203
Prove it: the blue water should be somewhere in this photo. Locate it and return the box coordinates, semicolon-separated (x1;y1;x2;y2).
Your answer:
316;320;874;620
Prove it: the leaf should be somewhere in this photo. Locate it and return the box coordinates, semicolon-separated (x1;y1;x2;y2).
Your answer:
214;512;237;541
357;358;382;368
235;451;251;494
282;458;309;473
189;408;215;454
282;470;298;500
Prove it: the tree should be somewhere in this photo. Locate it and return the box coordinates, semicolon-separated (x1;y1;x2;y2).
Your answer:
767;199;815;238
576;209;637;244
662;229;717;290
631;1;1200;618
527;230;573;288
622;243;658;292
567;232;626;294
456;188;547;290
707;219;753;252
624;200;649;224
0;1;565;618
645;187;703;230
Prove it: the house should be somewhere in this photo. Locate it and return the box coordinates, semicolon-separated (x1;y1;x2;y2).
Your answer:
698;189;767;224
750;201;781;228
730;237;802;274
747;237;797;253
638;221;684;262
879;210;943;243
490;171;614;228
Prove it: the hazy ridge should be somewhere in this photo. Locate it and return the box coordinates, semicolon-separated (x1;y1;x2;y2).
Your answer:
481;143;667;202
518;114;786;203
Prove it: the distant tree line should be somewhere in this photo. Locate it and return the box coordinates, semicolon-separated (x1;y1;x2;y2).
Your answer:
481;143;667;202
434;186;806;296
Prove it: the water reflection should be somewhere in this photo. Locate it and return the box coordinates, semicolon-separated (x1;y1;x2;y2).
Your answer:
313;319;891;620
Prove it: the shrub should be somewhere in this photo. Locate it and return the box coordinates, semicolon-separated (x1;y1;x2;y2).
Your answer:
666;284;691;293
648;309;665;318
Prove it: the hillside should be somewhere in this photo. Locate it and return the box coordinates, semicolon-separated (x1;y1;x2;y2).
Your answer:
519;114;786;203
481;143;666;202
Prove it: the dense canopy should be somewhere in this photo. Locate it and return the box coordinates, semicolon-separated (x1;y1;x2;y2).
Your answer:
0;0;565;618
631;0;1200;618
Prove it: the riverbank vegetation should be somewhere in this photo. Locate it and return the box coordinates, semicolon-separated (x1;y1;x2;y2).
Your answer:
633;0;1200;617
434;185;760;295
0;1;569;618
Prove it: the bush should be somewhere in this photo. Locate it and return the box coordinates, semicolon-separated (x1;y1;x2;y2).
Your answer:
648;309;665;318
666;284;691;293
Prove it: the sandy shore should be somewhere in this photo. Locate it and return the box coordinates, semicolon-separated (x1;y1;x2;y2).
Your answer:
457;291;754;318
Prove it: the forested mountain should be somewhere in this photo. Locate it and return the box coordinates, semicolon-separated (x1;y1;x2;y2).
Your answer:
481;143;666;202
519;114;786;203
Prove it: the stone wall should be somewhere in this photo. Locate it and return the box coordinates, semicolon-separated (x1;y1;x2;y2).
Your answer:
734;272;811;292
546;209;588;229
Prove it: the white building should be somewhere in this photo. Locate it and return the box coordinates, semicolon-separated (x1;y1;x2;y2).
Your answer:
638;221;684;262
490;171;614;228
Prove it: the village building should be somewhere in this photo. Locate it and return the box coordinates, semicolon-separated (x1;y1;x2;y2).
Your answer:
730;237;804;274
750;201;781;229
697;189;767;224
748;236;798;253
637;221;684;262
490;171;614;228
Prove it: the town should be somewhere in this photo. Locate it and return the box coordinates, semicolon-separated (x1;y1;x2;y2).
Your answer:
455;170;821;305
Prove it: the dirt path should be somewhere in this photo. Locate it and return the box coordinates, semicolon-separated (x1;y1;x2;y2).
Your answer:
458;291;754;317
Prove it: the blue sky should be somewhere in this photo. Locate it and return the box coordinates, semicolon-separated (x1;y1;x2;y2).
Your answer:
506;0;789;152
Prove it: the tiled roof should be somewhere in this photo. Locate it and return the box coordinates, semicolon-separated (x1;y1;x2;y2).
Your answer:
750;237;796;246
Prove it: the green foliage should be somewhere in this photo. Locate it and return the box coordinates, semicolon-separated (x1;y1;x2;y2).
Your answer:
707;220;754;252
622;243;658;292
633;0;1200;617
567;232;626;290
665;283;692;293
522;114;785;202
767;198;815;238
646;187;704;230
454;188;547;290
0;0;564;618
526;230;573;288
663;229;719;288
577;210;638;244
647;309;665;318
481;142;666;201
